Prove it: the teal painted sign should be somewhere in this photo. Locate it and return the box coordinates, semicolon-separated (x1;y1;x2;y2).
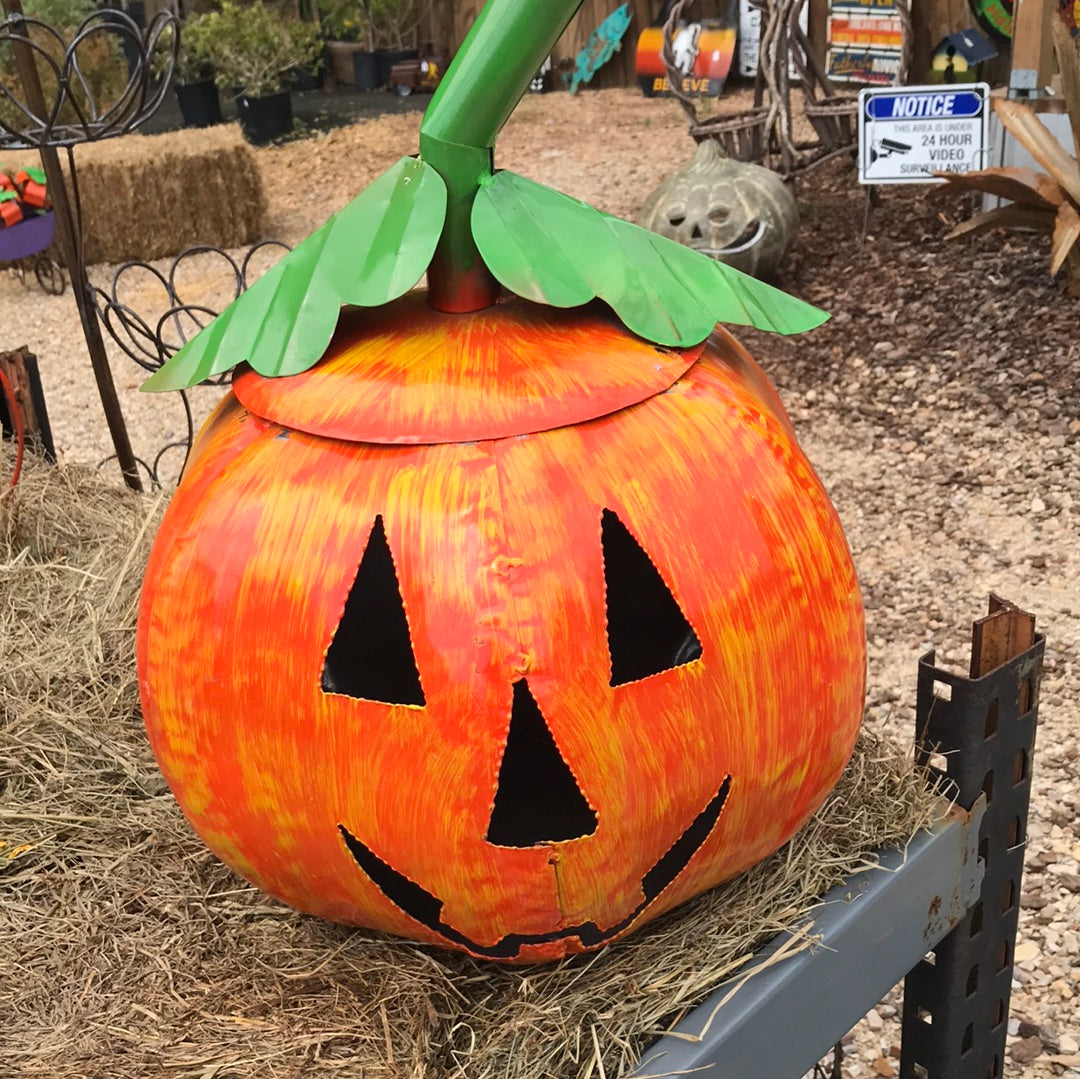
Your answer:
564;3;632;94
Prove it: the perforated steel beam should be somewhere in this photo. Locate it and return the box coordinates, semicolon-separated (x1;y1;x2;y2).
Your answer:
901;619;1043;1079
631;800;985;1079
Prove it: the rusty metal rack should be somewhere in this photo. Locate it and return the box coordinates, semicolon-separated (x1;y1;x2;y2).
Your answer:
630;598;1043;1079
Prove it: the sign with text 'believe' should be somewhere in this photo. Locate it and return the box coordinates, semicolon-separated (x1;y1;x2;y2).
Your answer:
857;84;990;185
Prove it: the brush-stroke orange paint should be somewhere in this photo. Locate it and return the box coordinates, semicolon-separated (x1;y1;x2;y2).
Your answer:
138;294;865;963
232;295;704;444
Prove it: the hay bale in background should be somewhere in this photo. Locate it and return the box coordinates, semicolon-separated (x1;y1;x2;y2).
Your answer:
0;451;940;1079
3;126;266;265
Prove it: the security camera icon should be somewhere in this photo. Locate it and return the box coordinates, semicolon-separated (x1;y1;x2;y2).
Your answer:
870;138;913;163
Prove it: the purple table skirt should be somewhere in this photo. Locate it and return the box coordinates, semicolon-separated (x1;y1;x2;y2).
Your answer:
0;211;56;261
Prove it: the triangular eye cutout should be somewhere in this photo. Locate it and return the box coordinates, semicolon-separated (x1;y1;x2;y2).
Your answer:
602;509;702;687
486;680;598;848
321;516;425;706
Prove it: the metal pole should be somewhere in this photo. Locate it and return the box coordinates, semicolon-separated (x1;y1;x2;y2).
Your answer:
1;0;143;491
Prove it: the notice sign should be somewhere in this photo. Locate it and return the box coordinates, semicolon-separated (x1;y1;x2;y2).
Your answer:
857;84;990;184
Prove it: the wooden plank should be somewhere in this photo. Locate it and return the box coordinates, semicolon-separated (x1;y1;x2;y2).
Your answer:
1052;8;1080;152
419;0;459;51
1012;0;1056;90
809;0;829;77
0;348;41;447
969;596;1037;699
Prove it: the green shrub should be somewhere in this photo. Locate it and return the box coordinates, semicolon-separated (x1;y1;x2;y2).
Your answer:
367;0;421;51
203;1;322;98
153;11;217;85
319;0;369;45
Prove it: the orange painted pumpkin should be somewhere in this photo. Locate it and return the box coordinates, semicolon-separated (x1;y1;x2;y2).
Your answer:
137;293;865;962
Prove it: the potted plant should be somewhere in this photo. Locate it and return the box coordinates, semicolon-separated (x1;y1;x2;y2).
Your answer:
319;0;376;89
157;12;221;128
203;0;322;145
368;0;420;87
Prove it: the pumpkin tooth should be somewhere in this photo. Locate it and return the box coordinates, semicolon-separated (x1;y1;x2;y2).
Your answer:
641;777;732;904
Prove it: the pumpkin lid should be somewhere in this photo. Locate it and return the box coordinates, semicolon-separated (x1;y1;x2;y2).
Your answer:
232;291;703;445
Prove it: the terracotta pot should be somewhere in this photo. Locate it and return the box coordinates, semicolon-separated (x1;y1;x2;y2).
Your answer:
325;40;364;86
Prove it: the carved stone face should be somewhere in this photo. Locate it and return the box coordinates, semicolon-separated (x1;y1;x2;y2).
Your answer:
639;140;799;279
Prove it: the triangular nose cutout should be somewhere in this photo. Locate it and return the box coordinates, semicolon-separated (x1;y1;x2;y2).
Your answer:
486;680;598;848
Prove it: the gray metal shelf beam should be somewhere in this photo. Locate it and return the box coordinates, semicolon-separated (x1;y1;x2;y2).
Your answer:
632;800;985;1079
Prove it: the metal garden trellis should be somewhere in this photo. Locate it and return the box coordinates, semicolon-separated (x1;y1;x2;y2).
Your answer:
0;0;179;491
93;240;292;488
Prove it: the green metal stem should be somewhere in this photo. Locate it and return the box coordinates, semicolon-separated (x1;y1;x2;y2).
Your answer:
419;0;584;311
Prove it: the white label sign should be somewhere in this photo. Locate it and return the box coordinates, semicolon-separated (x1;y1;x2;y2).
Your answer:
738;0;806;79
857;83;990;185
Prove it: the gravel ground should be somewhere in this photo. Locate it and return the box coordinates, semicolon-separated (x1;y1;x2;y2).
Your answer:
2;87;1077;1076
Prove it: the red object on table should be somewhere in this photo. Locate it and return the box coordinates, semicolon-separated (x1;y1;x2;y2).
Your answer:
0;201;25;228
19;181;49;209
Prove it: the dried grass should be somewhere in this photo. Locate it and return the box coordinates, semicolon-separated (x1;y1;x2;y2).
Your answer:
1;451;940;1079
3;125;266;265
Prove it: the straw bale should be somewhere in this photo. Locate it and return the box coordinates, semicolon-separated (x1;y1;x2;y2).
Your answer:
2;126;266;265
0;449;940;1079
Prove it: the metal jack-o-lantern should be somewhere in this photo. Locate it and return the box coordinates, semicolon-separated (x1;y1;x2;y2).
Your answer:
137;0;865;964
639;139;799;279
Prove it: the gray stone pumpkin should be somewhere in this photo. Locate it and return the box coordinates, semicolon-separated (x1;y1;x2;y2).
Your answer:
638;140;798;279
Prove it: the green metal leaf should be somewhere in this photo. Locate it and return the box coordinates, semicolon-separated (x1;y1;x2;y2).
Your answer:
142;157;447;392
472;170;827;346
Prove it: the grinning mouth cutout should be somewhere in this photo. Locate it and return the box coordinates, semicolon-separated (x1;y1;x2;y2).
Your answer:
693;219;767;257
339;776;731;959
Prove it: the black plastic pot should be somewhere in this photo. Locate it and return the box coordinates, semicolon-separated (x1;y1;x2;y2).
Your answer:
375;48;417;88
352;50;380;91
175;80;222;128
235;90;293;145
288;65;322;92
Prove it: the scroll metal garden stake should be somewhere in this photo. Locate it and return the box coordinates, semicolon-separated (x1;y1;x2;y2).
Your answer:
0;0;178;490
93;240;292;488
138;0;867;963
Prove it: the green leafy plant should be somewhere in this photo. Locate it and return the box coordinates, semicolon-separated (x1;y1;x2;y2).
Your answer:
319;0;369;45
153;11;217;84
203;0;322;99
367;0;422;51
